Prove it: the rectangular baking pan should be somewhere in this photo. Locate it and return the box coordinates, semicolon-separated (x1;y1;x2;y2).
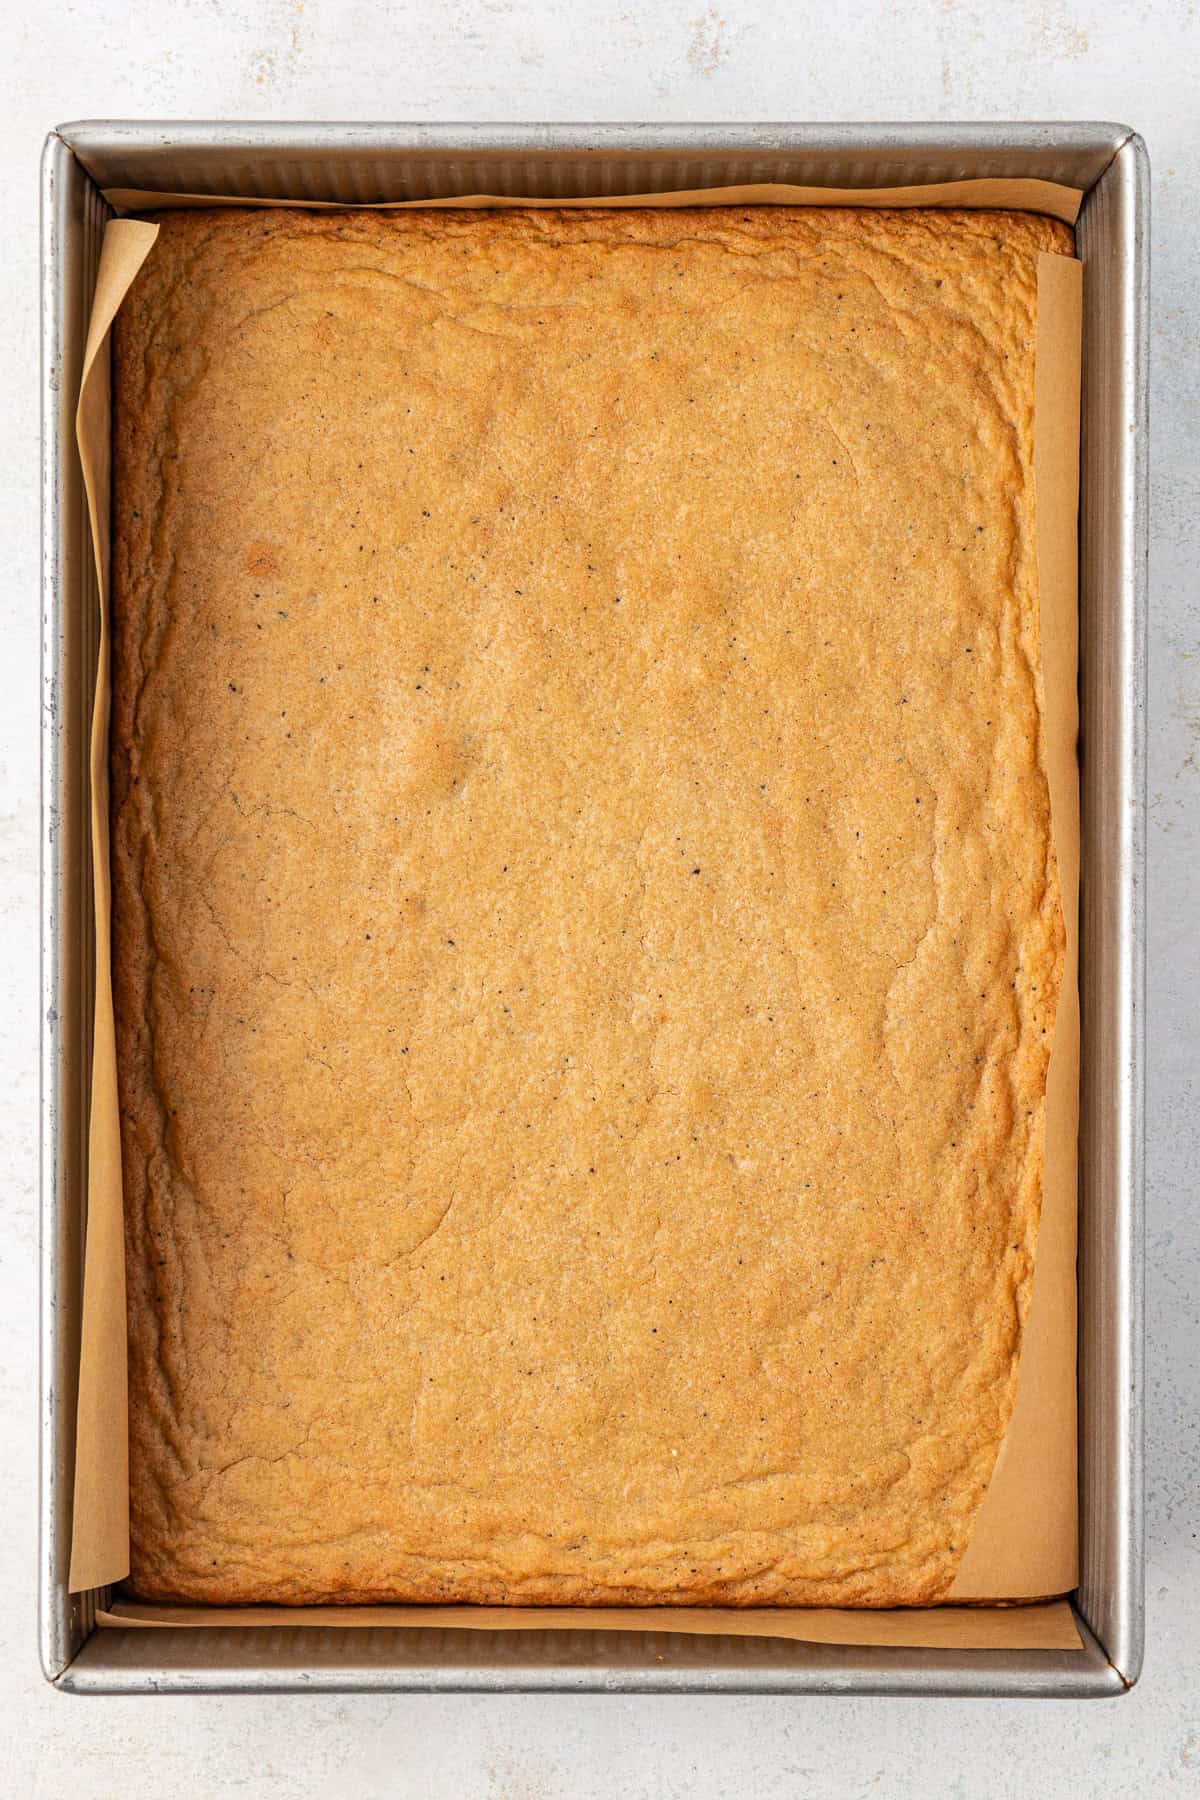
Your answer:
40;121;1148;1696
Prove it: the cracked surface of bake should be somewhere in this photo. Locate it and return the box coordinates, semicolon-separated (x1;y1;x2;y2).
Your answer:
112;205;1068;1605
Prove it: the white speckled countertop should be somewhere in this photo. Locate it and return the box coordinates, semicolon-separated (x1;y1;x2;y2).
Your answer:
3;2;1196;1793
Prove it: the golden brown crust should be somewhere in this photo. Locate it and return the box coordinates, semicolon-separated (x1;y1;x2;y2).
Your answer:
112;206;1068;1607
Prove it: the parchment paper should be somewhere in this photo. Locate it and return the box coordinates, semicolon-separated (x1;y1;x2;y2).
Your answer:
68;218;159;1596
97;1598;1082;1652
102;176;1081;223
952;251;1082;1600
70;183;1082;1650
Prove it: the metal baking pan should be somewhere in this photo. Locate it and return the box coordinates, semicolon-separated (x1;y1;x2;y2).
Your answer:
40;121;1148;1696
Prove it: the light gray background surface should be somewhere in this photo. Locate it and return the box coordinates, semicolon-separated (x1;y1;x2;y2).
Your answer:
4;3;1196;1794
